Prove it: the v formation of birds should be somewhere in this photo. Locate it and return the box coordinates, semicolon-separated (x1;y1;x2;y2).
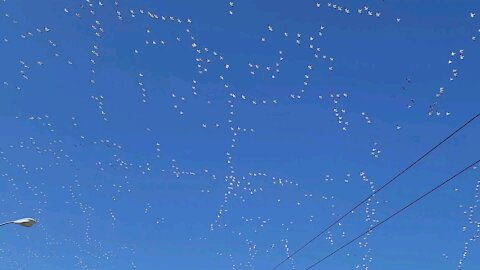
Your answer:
0;1;479;269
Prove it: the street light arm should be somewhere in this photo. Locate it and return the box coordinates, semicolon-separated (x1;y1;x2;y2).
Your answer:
0;221;14;227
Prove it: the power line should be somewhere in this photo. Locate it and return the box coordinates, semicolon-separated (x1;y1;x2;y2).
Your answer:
272;112;480;269
305;159;479;270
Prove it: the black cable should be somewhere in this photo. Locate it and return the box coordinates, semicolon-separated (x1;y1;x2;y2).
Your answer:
305;159;480;270
272;112;480;270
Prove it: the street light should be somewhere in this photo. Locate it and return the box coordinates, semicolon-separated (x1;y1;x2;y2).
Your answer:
0;218;37;227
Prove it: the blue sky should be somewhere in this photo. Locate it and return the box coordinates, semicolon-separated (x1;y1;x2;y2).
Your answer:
0;0;479;269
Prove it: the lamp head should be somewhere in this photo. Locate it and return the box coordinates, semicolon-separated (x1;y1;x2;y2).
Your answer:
13;218;36;227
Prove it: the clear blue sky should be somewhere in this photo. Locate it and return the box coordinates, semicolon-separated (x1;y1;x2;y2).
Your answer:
1;0;479;269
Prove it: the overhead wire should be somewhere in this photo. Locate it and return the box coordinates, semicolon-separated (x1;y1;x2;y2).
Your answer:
305;159;480;269
272;112;480;269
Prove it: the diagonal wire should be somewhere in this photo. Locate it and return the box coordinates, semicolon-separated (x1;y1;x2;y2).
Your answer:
305;159;480;269
272;112;480;269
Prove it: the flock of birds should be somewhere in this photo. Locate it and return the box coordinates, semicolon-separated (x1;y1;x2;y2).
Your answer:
0;0;479;270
